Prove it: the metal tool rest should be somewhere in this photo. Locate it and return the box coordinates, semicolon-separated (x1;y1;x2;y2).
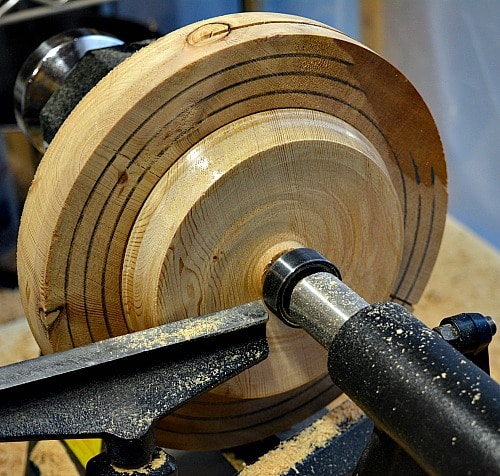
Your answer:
0;303;269;475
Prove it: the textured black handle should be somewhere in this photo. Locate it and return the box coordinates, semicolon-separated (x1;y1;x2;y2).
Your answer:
328;302;500;476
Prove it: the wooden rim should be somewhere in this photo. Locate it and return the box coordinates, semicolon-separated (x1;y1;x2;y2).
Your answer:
18;12;447;449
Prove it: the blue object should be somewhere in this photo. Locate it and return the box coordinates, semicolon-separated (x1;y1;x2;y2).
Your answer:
0;136;19;280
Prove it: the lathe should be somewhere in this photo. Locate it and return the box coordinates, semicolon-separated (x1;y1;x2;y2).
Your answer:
1;12;498;475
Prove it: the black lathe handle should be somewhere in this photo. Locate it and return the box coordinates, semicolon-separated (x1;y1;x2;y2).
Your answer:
328;301;500;475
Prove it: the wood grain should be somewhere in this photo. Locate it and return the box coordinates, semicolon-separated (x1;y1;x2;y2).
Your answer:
17;12;447;449
123;109;403;399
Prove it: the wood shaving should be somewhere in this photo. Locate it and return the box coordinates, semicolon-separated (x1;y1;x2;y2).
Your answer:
239;400;364;475
29;440;79;476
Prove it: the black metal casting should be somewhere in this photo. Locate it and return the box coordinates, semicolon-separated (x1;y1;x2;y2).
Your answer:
0;302;269;473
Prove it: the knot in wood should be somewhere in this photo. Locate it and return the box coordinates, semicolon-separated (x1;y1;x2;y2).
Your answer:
187;23;231;46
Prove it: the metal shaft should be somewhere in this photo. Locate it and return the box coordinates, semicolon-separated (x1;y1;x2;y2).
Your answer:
289;272;368;348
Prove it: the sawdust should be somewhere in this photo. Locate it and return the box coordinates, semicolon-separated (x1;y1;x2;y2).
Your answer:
0;288;24;324
110;449;169;474
126;303;264;352
0;442;27;476
29;440;79;476
127;317;221;352
0;318;39;366
239;399;364;475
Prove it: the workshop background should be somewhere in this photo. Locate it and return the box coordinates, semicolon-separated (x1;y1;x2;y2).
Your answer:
0;1;499;475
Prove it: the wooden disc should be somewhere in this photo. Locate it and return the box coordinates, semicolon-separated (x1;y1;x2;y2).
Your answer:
123;108;403;399
18;13;447;450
